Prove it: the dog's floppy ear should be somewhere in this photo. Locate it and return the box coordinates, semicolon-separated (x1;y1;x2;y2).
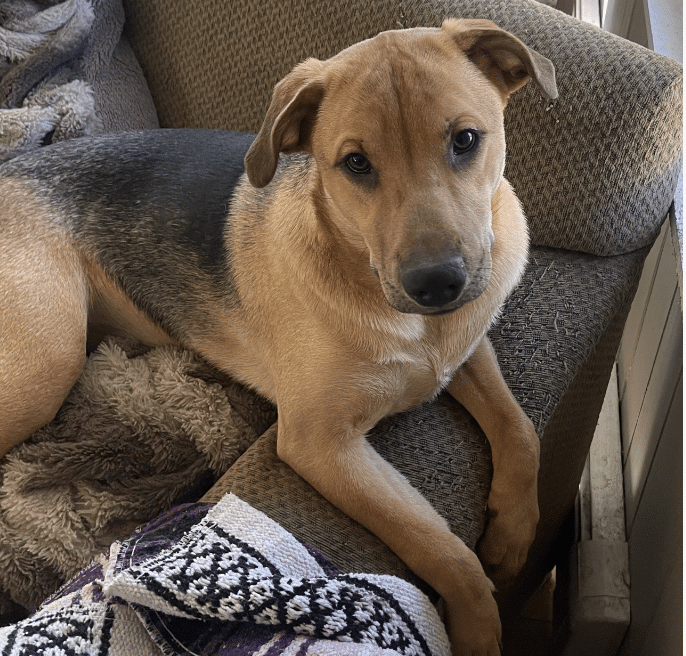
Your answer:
245;59;326;188
442;18;557;103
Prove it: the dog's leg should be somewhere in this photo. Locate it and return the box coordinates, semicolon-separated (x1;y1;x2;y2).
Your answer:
447;336;540;586
277;410;503;656
0;241;88;458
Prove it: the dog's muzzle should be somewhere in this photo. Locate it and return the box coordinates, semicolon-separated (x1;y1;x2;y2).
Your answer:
400;255;467;310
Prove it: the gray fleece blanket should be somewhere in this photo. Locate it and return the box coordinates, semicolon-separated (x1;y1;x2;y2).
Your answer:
0;0;158;162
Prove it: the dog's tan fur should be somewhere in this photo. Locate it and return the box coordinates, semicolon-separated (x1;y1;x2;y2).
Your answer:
0;19;556;655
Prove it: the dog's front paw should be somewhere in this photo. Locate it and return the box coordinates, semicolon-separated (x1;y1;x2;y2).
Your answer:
477;485;539;586
444;570;502;656
477;418;540;586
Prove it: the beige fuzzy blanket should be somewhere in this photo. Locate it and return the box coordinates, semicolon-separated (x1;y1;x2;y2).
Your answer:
0;338;276;621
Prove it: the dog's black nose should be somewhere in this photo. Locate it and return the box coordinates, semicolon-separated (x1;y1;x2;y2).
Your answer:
400;256;467;308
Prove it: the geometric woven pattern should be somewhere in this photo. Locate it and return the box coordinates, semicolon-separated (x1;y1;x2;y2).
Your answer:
0;606;115;656
112;523;434;654
1;496;451;656
105;495;451;656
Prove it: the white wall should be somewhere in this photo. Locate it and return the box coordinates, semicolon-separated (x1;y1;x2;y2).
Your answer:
617;218;682;656
601;1;683;654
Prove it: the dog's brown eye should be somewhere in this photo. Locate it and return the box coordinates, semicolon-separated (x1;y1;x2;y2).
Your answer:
452;130;478;155
344;152;372;174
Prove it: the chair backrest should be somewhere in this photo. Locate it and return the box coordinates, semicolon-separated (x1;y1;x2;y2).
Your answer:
124;0;682;256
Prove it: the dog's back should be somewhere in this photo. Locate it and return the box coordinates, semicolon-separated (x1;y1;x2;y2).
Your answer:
1;130;254;341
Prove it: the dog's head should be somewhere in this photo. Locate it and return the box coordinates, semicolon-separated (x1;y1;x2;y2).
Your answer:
245;19;557;315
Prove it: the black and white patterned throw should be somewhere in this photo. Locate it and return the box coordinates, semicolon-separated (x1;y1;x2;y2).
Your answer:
0;495;450;656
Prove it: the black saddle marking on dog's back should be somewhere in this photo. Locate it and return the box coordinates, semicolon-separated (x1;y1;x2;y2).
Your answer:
1;130;256;339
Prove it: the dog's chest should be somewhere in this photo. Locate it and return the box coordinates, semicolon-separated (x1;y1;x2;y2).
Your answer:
373;331;467;412
402;351;458;404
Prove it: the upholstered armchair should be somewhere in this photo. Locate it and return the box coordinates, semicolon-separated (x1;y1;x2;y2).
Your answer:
118;0;681;639
1;0;680;650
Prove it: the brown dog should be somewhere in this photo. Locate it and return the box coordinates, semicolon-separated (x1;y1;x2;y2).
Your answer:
0;18;556;655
